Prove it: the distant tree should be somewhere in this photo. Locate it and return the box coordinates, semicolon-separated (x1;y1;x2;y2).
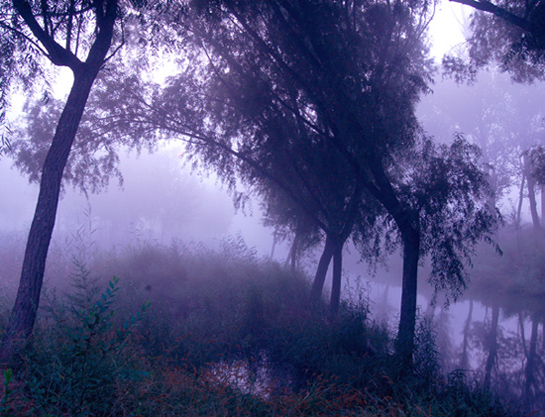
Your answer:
459;298;474;369
446;0;545;81
0;0;122;364
528;145;545;188
260;186;322;272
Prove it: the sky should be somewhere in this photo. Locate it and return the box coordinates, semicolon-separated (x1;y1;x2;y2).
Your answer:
428;1;468;60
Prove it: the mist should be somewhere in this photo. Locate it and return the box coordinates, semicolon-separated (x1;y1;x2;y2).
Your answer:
1;1;545;415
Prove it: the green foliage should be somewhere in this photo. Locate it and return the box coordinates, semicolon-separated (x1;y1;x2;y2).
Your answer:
0;238;520;416
16;274;149;416
0;368;13;414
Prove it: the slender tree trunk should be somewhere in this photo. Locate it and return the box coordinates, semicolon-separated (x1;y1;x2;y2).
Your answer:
524;316;539;404
395;226;421;368
311;235;335;300
270;233;277;259
286;232;298;273
329;239;343;315
0;0;117;364
460;299;474;370
484;304;500;390
516;173;525;227
524;154;541;230
0;71;99;363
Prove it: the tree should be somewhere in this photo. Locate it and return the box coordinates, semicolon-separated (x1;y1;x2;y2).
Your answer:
446;0;545;81
182;2;439;354
0;0;121;364
181;0;498;365
83;0;499;366
81;7;384;315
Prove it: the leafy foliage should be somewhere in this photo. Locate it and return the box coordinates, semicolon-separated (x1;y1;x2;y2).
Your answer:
0;238;519;416
413;136;500;302
22;273;149;416
445;1;545;82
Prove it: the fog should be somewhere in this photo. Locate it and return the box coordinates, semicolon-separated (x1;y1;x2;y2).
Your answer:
2;68;543;359
2;1;545;414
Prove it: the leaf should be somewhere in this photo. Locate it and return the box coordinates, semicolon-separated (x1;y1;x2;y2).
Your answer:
3;369;12;384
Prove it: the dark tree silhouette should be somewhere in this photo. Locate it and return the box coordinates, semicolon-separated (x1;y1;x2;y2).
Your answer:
446;0;545;81
0;0;120;364
81;0;500;367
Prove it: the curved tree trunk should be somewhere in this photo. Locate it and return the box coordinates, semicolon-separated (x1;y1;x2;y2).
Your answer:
366;165;421;369
1;71;99;363
311;235;335;301
0;0;117;364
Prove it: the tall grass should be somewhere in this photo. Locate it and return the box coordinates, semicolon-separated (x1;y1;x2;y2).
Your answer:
0;235;519;416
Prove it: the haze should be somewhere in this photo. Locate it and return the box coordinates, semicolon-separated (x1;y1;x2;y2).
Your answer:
1;1;544;415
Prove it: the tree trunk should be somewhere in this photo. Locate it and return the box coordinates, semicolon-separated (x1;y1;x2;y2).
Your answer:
329;238;343;315
311;235;335;301
524;316;539;404
460;299;474;370
395;226;421;368
0;71;99;363
286;232;298;273
516;173;525;227
484;304;499;390
270;232;277;259
0;0;117;364
524;154;541;230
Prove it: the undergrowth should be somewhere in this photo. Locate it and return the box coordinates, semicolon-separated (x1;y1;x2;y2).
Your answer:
0;238;519;416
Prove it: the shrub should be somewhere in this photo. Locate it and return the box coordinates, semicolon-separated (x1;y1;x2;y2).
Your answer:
16;273;149;416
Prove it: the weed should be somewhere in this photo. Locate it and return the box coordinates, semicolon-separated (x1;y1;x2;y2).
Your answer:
20;275;149;416
0;237;522;416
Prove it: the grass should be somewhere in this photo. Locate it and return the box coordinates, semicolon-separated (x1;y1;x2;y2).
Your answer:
0;237;520;416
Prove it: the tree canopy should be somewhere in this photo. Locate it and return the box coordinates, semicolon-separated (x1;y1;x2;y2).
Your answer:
73;0;500;366
0;0;503;369
446;0;545;81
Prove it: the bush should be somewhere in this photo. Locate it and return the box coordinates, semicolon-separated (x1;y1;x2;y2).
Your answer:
12;273;149;416
0;237;521;416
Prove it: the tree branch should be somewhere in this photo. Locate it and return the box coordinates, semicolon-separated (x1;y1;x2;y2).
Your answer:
12;0;82;69
449;0;536;33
